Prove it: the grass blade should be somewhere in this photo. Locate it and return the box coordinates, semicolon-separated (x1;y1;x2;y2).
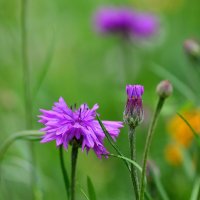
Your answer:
108;154;142;172
151;171;170;200
177;113;200;146
59;147;70;199
96;116;130;171
33;34;55;99
190;177;200;200
81;188;90;200
87;176;97;200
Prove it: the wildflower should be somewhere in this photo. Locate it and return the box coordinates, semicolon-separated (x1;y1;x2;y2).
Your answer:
124;84;144;127
156;80;173;98
94;7;158;39
164;143;182;166
38;97;123;158
168;109;200;147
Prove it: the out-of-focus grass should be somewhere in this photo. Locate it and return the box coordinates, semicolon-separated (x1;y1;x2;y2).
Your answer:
0;0;200;199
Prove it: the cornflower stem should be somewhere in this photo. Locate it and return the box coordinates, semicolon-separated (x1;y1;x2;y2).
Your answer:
129;126;139;200
21;0;35;199
71;144;79;200
139;97;165;200
59;147;70;199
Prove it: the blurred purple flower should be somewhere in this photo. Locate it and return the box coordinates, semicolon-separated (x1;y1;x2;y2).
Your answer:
94;7;158;38
124;85;144;127
38;97;123;158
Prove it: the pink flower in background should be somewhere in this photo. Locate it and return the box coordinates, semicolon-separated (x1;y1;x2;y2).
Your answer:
94;7;159;39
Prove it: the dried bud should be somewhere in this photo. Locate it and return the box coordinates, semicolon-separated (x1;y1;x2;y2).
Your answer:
146;160;160;180
184;39;200;61
124;84;144;128
156;80;173;98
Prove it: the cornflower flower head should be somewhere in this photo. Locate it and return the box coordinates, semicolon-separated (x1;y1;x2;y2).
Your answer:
94;7;159;39
38;97;123;158
124;85;144;128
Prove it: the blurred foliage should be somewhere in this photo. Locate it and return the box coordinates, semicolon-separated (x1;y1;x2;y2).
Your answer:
0;0;200;199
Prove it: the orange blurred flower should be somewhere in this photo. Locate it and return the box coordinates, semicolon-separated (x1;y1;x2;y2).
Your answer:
164;143;182;166
167;110;200;147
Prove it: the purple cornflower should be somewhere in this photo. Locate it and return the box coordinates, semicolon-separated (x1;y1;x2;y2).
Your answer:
94;7;158;39
38;97;123;158
124;85;144;127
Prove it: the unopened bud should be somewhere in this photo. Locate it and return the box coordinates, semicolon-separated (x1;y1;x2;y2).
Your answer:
184;39;200;61
124;84;144;128
156;80;173;98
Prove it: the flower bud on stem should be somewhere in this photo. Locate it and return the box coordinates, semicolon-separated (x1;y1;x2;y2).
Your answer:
139;80;172;200
124;85;144;199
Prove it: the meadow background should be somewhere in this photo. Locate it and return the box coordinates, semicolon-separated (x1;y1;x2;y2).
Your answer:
0;0;200;199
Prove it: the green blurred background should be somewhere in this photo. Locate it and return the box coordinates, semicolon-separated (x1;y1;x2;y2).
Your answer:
0;0;200;199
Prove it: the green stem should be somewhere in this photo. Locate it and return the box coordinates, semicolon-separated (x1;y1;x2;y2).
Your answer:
71;145;78;200
129;126;139;200
21;0;32;129
59;147;70;199
21;0;35;198
0;131;43;162
139;97;165;200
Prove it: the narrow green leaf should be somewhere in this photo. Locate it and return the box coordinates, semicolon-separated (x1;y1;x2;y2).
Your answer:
59;147;70;199
96;116;130;172
177;113;200;146
80;188;90;200
0;130;43;161
152;64;196;102
87;176;97;200
33;34;55;99
181;147;195;180
144;191;154;200
108;154;142;172
151;172;170;200
190;177;200;200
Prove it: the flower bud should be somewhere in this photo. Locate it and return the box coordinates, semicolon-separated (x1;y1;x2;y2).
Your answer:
124;85;144;128
156;80;173;98
184;39;200;61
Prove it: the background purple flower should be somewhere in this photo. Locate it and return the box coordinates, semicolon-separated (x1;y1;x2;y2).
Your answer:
38;97;123;158
93;7;159;39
